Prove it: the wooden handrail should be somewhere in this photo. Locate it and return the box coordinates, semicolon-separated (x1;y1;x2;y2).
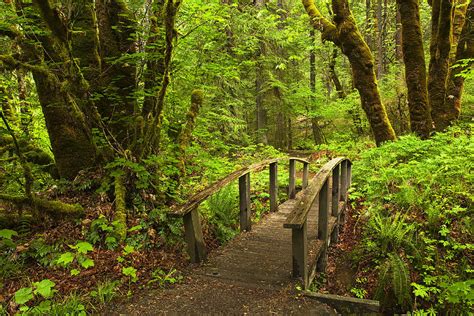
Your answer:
170;157;308;217
283;157;352;289
284;158;346;228
170;156;310;263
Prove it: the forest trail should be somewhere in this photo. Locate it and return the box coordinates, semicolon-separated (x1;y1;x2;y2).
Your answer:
106;196;337;315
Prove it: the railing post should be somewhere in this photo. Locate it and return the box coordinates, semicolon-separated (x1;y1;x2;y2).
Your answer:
347;161;352;188
331;165;340;217
331;165;341;243
302;162;309;189
340;160;348;201
183;208;207;263
239;173;251;232
269;162;278;212
291;220;308;286
317;179;330;272
289;159;296;199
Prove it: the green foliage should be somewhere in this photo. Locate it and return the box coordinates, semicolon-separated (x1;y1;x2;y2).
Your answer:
375;253;412;309
147;268;183;287
90;280;120;306
352;125;473;313
13;278;57;314
55;241;95;274
86;215;122;250
202;185;239;244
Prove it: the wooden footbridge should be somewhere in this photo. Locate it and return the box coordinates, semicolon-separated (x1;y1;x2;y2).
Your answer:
171;156;352;290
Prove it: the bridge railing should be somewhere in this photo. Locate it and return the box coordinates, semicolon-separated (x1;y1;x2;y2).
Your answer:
170;157;310;263
284;157;352;289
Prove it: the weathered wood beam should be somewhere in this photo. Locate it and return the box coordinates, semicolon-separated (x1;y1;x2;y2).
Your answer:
269;162;278;212
183;207;206;263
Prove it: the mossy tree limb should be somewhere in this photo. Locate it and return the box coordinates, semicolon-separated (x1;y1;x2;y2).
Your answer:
0;194;84;219
177;90;204;176
397;0;433;138
302;0;396;145
113;173;127;241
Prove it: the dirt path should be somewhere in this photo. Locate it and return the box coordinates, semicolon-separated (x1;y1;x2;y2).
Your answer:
105;273;336;315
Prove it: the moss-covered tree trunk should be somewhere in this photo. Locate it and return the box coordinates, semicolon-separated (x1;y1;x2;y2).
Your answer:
302;0;396;145
445;0;473;121
397;0;432;138
32;72;97;179
142;0;166;117
428;0;455;131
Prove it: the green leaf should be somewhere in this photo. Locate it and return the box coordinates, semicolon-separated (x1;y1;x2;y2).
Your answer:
74;242;94;254
14;287;33;305
123;245;135;255
122;266;138;282
33;279;56;299
0;229;18;240
80;258;95;269
57;252;75;266
70;269;80;276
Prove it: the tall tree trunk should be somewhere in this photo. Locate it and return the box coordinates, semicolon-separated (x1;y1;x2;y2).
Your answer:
32;72;97;179
303;0;397;145
255;0;268;145
428;0;454;131
397;0;433;138
142;0;166;117
310;29;325;145
445;0;473;122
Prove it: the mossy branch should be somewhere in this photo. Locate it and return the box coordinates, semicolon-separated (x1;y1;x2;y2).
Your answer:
114;173;127;241
302;0;339;44
32;0;69;43
0;194;84;218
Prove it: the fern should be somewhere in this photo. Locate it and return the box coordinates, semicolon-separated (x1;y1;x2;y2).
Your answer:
375;253;412;310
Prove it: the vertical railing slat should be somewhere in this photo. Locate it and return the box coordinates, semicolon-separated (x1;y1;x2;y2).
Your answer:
289;159;296;199
239;173;251;232
269;162;278;212
302;162;309;189
291;221;308;285
183;208;207;263
317;179;330;272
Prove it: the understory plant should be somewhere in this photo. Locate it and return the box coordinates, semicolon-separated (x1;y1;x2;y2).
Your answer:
351;125;473;313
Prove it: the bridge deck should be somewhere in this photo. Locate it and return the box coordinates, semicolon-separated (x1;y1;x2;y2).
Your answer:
197;193;320;288
108;193;338;315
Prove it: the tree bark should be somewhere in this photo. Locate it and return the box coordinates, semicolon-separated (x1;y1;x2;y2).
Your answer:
428;0;454;131
310;29;325;145
302;0;396;145
397;0;433;138
445;0;473;122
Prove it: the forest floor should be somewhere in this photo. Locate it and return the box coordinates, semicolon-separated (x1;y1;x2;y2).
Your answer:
104;274;337;315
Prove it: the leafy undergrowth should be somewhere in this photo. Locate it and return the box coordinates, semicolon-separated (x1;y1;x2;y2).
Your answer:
348;125;473;314
0;144;335;315
0;190;187;315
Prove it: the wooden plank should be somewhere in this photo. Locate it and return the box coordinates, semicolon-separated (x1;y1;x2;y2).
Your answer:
283;158;347;229
239;173;251;232
183;208;206;263
340;160;348;201
303;292;380;314
331;165;340;217
289;157;310;164
289;159;296;199
302;162;309;189
171;156;310;217
171;158;279;217
269;162;278;212
318;179;329;241
292;221;308;283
